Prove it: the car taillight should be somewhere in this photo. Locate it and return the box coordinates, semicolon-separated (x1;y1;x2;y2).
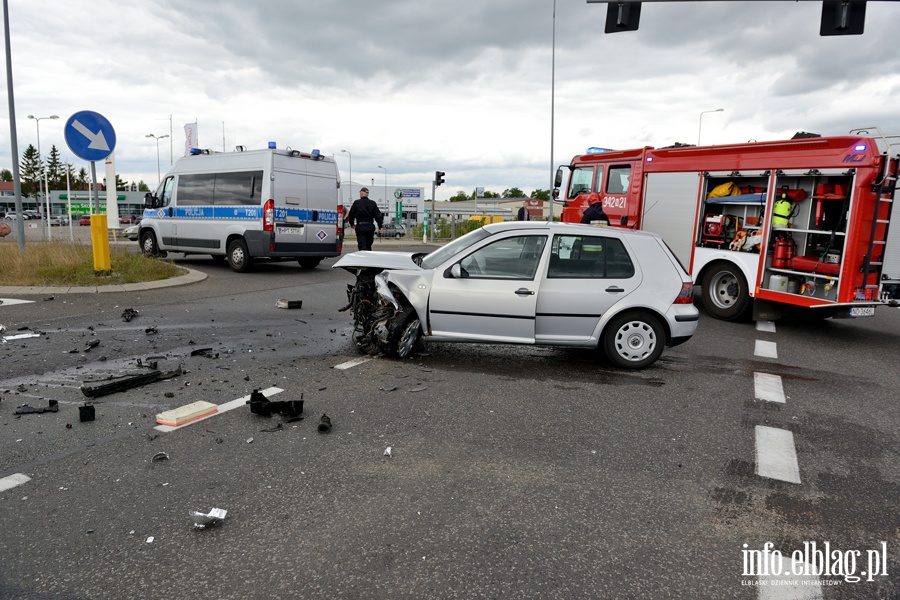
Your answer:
263;199;274;231
336;204;344;234
674;281;694;304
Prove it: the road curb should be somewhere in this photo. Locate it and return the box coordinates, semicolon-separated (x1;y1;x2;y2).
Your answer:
0;267;208;295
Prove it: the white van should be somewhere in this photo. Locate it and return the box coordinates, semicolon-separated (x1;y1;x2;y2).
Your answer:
139;146;344;272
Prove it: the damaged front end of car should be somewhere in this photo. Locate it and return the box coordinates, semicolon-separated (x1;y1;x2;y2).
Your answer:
338;267;422;358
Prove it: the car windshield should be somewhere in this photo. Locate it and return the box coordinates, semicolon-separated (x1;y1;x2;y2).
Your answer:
420;227;492;270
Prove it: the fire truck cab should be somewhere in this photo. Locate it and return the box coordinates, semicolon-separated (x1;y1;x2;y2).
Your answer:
559;130;899;321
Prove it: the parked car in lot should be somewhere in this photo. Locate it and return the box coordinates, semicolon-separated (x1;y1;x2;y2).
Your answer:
334;221;699;368
123;224;139;240
376;222;406;238
79;215;92;226
48;215;70;226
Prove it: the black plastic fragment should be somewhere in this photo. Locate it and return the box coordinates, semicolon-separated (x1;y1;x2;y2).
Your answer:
121;308;139;322
15;400;59;415
190;348;219;359
80;367;183;398
318;414;332;433
247;389;304;418
79;404;96;422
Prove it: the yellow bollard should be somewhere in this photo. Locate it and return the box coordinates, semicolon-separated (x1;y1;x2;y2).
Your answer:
90;214;111;272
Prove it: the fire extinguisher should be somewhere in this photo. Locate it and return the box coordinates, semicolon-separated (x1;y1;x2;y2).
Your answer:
773;234;795;268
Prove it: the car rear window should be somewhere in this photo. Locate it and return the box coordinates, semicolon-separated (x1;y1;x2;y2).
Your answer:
548;234;635;279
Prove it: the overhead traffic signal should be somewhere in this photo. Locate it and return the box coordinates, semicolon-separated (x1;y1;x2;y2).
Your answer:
435;171;445;187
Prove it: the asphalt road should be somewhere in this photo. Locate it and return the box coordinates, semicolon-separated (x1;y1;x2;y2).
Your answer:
0;246;897;599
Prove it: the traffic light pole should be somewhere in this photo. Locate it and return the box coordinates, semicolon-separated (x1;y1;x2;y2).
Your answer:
429;180;435;243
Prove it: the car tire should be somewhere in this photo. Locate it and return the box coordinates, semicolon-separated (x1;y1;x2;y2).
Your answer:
394;315;421;359
701;262;752;321
140;230;159;257
227;238;253;273
602;311;664;369
298;257;322;269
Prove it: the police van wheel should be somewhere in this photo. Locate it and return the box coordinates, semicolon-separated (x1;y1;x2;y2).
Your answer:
140;231;159;257
227;239;253;273
298;257;321;269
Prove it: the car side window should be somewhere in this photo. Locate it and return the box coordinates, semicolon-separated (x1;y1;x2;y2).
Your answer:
605;165;631;194
159;177;175;207
458;235;547;280
548;235;635;279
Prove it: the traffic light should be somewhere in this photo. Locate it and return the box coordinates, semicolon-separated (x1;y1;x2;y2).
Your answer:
435;171;445;187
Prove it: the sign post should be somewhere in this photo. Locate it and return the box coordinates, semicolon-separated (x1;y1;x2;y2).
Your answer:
64;111;117;272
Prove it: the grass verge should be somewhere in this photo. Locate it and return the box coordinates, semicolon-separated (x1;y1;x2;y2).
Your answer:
0;240;184;286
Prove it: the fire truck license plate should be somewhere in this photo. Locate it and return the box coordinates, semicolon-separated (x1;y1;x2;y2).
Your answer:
849;306;875;317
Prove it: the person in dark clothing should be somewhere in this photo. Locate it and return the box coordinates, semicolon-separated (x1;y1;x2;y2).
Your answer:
517;206;530;221
580;200;610;226
347;187;384;251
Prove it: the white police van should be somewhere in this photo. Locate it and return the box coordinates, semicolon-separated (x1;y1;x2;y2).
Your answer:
139;145;344;272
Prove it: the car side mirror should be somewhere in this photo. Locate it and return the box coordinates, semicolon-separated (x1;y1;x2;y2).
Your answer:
144;192;156;208
450;263;463;279
554;167;563;188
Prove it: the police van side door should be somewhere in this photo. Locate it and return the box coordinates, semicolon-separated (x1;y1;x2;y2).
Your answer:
150;176;177;248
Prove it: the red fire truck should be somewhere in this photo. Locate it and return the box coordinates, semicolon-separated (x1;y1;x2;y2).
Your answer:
557;128;899;321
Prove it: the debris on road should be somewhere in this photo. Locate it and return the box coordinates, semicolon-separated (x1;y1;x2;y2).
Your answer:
384;446;392;457
79;404;96;422
190;348;219;359
145;325;158;335
247;389;303;418
156;401;218;427
81;366;182;398
83;339;100;352
189;507;227;529
2;330;41;343
318;414;332;433
15;400;59;415
379;385;398;392
151;452;170;463
121;308;139;322
276;298;303;309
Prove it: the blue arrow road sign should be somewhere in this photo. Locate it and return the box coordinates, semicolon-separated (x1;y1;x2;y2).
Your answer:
64;110;116;161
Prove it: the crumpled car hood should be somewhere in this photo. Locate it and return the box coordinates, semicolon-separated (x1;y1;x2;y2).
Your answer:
332;251;423;271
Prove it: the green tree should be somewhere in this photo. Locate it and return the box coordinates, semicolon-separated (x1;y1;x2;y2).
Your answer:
479;190;500;199
448;191;469;202
502;187;525;198
530;189;550;200
115;174;128;191
137;180;150;192
76;168;89;190
1;168;12;182
20;144;41;198
47;145;63;189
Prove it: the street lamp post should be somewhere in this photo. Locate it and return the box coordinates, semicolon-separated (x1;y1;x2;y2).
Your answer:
698;108;724;146
377;165;387;221
146;133;170;184
27;114;58;240
341;149;352;203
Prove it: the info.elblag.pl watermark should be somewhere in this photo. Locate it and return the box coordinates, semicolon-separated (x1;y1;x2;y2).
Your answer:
741;541;890;586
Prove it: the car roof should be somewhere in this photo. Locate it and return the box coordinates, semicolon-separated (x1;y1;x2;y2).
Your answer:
482;220;662;240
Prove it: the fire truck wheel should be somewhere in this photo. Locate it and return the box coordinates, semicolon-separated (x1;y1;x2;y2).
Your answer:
701;263;751;321
602;311;664;369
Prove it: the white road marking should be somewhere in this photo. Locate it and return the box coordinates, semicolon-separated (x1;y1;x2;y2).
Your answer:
754;373;786;404
756;320;776;333
755;340;778;359
755;426;801;484
334;357;372;370
0;473;32;493
758;562;824;600
0;298;35;306
154;386;284;432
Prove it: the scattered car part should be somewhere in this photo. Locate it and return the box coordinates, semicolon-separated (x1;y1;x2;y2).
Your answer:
189;507;227;529
81;366;183;398
121;308;139;322
150;452;170;463
276;299;303;309
15;400;59;415
79;404;96;422
156;400;218;426
247;389;303;418
317;414;332;433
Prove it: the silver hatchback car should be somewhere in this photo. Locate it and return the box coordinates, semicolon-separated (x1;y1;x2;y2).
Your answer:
334;221;699;369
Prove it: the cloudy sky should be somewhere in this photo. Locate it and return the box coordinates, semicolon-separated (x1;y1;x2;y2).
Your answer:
2;0;899;201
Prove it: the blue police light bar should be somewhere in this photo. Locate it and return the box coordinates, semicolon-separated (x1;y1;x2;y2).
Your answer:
189;148;201;155
854;144;867;152
312;149;320;156
268;141;277;149
586;147;614;154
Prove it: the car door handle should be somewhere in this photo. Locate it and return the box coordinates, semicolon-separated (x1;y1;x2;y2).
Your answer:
515;288;535;296
605;286;625;293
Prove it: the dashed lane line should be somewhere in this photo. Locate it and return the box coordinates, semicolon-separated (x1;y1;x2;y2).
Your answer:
755;426;801;484
754;340;779;359
0;473;31;493
756;320;777;333
0;298;35;306
154;386;284;433
334;357;373;370
754;373;786;404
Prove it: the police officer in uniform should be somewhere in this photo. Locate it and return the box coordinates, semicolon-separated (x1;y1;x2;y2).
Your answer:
347;187;384;251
